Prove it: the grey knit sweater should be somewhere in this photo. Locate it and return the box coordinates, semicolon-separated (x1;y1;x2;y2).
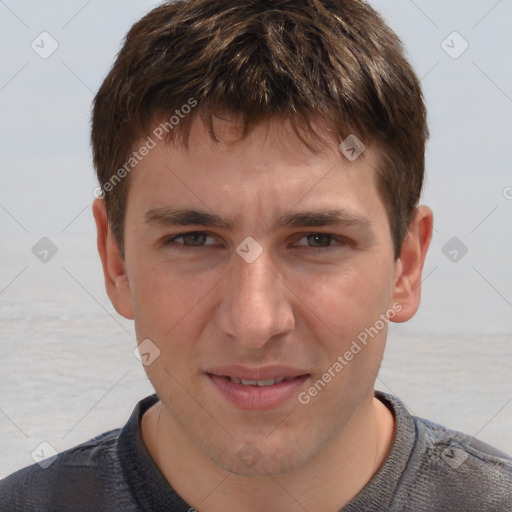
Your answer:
1;392;511;511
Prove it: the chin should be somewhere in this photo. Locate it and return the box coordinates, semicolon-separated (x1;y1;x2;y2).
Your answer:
204;432;316;478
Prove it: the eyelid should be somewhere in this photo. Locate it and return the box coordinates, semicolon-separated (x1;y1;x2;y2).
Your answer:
163;230;217;246
293;233;347;247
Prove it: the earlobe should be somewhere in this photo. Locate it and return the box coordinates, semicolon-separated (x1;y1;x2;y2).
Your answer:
92;198;134;320
391;205;433;323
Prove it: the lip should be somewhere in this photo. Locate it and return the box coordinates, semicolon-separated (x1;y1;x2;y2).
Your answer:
206;366;310;410
206;365;310;381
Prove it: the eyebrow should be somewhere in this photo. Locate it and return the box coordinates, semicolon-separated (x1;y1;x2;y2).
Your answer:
143;207;374;234
144;208;237;230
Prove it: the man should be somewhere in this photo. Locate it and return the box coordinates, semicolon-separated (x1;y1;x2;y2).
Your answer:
1;0;510;510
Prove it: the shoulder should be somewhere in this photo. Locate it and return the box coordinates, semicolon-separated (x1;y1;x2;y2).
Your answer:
403;415;512;510
376;391;512;511
418;415;512;461
0;428;134;512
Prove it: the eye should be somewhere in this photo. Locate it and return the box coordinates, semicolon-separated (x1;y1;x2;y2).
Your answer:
294;233;347;249
164;231;216;247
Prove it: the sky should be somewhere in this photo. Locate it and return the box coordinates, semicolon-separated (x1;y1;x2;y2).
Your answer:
1;0;511;336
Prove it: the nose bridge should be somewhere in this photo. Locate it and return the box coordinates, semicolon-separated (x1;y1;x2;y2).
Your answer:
236;253;274;308
216;249;294;347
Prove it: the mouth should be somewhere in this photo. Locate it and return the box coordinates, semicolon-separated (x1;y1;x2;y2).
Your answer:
225;376;300;386
205;368;311;410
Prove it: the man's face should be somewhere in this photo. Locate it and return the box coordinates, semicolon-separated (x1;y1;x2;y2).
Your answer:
119;117;402;476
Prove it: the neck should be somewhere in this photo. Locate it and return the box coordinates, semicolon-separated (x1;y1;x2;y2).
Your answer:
141;395;396;512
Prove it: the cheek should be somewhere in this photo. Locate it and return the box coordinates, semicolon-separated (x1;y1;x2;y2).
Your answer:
130;265;213;388
130;262;209;342
297;268;392;401
290;261;393;341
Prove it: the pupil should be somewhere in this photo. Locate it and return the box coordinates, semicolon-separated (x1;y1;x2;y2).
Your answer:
186;233;205;246
308;234;331;247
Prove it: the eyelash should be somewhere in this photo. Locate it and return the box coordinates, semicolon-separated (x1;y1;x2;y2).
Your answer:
163;231;348;251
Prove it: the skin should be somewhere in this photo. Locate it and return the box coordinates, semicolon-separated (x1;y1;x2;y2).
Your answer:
93;115;433;512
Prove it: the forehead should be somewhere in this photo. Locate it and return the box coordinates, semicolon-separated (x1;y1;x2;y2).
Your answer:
137;114;377;177
126;115;386;229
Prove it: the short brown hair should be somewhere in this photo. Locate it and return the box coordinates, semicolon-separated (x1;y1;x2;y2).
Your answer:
91;0;428;259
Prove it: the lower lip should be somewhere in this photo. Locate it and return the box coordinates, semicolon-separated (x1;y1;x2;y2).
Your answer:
207;374;310;410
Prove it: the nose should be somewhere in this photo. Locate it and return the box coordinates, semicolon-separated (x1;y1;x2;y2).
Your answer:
214;249;295;349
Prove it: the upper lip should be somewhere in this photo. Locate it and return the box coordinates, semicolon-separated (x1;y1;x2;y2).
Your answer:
206;365;310;381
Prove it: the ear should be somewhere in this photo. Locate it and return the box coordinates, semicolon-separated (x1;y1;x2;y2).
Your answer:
391;205;433;323
92;198;134;320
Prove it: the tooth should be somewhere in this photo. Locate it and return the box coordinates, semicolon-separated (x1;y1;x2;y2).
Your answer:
256;379;276;387
240;379;258;385
233;377;291;386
